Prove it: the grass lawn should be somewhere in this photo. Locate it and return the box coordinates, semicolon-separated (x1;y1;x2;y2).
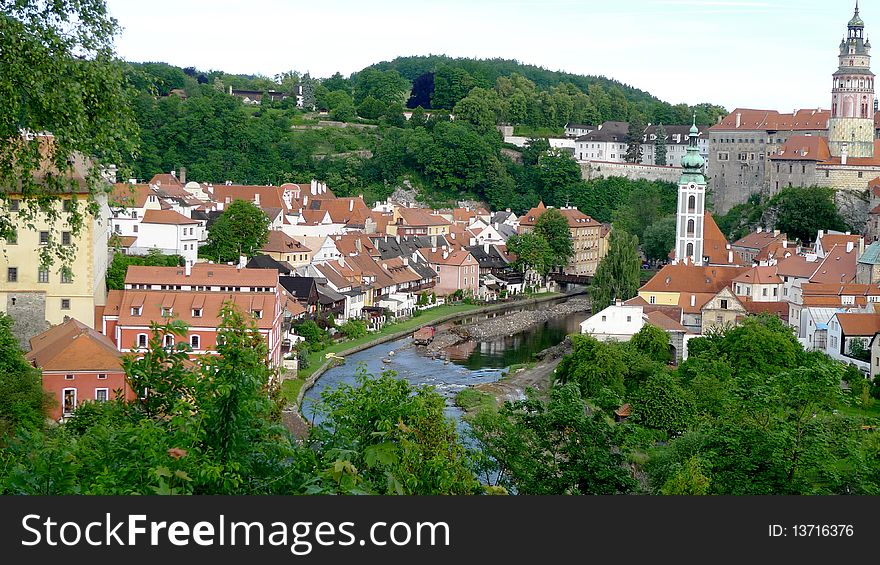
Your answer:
454;388;496;412
281;377;306;405
837;400;880;421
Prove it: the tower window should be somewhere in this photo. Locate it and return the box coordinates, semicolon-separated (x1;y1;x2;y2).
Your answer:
687;195;696;212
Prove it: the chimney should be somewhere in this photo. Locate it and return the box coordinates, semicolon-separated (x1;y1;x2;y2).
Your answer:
185;262;192;276
396;235;400;243
847;241;854;253
310;179;317;194
842;143;848;165
179;167;186;184
412;251;418;262
355;238;361;253
757;227;762;233
431;235;437;247
432;247;437;253
254;193;260;205
690;295;696;307
484;242;490;254
615;299;622;307
728;250;733;264
443;250;449;260
773;229;780;237
349;200;354;212
171;169;176;179
303;195;308;206
402;257;408;266
735;113;741;128
818;229;825;239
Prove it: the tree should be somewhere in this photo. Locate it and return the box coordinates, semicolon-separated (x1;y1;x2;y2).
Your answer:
106;249;182;290
536;150;581;206
556;334;627;402
202;200;270;263
654;123;668;166
589;229;640;312
2;0;138;269
633;371;693;435
300;73;317;110
506;233;552;278
0;314;52;439
629;323;671;364
642;215;676;262
432;65;475;110
353;68;410;106
453;88;497;135
773;186;848;244
339;320;367;340
534;208;574;271
308;367;481;495
325;90;356;122
468;383;637;494
357;96;385;120
624;115;645;163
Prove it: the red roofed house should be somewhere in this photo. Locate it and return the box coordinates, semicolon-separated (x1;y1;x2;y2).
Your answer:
27;318;133;421
732;266;784;302
388;206;452;237
826;311;880;373
137;209;201;265
101;264;286;367
518;202;607;276
261;230;311;268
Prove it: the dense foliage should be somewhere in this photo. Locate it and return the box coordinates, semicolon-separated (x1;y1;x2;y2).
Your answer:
589;229;641;311
201;200;270;263
106;248;182;290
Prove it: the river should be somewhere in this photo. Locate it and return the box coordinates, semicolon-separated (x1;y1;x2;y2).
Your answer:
300;298;589;432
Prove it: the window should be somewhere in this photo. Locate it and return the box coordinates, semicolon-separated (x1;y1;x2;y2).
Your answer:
9;199;20;212
859;172;864;179
114;225;121;234
164;335;174;348
762;288;768;297
95;389;109;402
686;243;694;257
190;335;200;350
716;315;724;325
626;316;632;322
649;295;656;305
62;389;77;417
721;299;728;310
192;308;202;318
137;334;148;348
61;299;70;310
62;231;71;246
687;195;696;212
161;307;172;317
133;225;138;233
61;270;72;284
601;315;607;322
39;231;49;245
687;219;695;236
63;199;73;212
7;267;17;282
38;267;49;283
65;374;75;380
131;306;142;316
132;211;138;219
98;373;107;380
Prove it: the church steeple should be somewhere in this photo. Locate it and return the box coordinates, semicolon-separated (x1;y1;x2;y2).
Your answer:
674;114;707;266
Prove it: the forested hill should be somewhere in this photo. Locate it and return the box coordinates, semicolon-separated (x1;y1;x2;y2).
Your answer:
366;55;727;125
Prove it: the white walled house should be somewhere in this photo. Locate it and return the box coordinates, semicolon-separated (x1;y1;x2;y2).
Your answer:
580;302;645;342
825;312;880;374
732;266;784;302
133;210;201;265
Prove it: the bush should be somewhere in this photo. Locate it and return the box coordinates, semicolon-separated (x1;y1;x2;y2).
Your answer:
339;320;367;340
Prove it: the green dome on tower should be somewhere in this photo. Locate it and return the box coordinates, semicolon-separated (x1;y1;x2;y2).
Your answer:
850;2;864;28
679;115;705;184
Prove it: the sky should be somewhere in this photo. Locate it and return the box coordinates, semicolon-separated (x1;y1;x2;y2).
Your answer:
105;0;867;112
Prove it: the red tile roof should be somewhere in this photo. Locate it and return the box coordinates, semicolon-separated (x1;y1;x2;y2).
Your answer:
262;231;310;254
775;254;820;278
640;262;748;294
703;212;735;265
809;244;858;284
836;312;880;337
397;207;452;227
770;135;830;161
709;108;830;132
820;141;880;165
420;248;477;266
142;209;199;225
644;310;688;333
115;291;277;329
27;319;122;371
733;266;783;285
111;183;153;208
125;264;278;287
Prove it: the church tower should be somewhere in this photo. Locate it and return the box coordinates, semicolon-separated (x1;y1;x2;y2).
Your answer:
674;118;706;266
829;2;875;159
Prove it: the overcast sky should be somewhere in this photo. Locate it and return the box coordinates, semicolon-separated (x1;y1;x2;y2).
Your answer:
105;0;867;112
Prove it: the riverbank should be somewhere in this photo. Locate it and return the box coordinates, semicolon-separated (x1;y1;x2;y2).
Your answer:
426;298;590;354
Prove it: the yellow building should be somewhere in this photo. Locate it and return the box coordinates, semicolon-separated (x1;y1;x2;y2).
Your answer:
518;202;607;276
1;165;110;349
386;206;452;237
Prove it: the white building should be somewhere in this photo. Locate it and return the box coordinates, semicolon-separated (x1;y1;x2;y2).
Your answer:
580;302;645;342
574;121;629;162
641;124;710;170
132;210;201;266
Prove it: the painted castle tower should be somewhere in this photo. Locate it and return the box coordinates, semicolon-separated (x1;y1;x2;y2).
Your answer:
829;2;875;159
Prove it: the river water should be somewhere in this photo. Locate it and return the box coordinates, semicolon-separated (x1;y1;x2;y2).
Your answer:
301;298;589;432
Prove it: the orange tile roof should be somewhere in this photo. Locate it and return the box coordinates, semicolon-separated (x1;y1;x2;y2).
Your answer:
116;291;277;329
818;233;862;252
315;261;356;289
379;256;422;285
835;312;880;336
640;262;748;294
125;264;278;287
142;209;199;225
27;319;122;371
111;183;153;208
518;202;600;229
420;248;476;266
370;211;393;234
775;254;820;278
739;298;789;320
332;233;377;256
397;207;452;227
770;135;830;161
312;197;372;225
709;108;829;132
679;292;716;314
733;266;783;285
262;230;310;254
149;173;184;188
115;235;137;248
809;244;858;284
703;212;735;265
732;230;787;250
644;310;688;333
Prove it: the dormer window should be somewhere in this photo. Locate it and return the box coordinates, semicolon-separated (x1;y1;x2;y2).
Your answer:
161;307;172;317
192;308;202;317
253;310;263;319
131;306;142;316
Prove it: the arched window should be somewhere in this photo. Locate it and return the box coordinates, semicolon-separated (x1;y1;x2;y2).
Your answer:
687;195;696;212
687;219;695;236
164;334;174;348
190;335;200;350
137;334;148;349
686;243;694;257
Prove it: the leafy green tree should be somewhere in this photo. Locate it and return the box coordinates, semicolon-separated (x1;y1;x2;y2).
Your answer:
308;366;481;495
453;87;497;134
339;320;368;339
325;90;356;122
469;383;637;494
624;115;645;163
106;249;182;290
654;123;668;166
408;106;427;128
629;323;671;364
202;200;270;263
357;95;385;120
642;215;677;262
506;233;552;278
589;229;640;312
660;456;711;495
2;0;138;270
633;372;693;435
294;320;328;351
300;72;317;110
0;314;52;440
353;68;410;106
556;334;627;401
773;186;847;244
536;150;581;206
534;208;574;271
611;180;677;241
432;65;475;110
